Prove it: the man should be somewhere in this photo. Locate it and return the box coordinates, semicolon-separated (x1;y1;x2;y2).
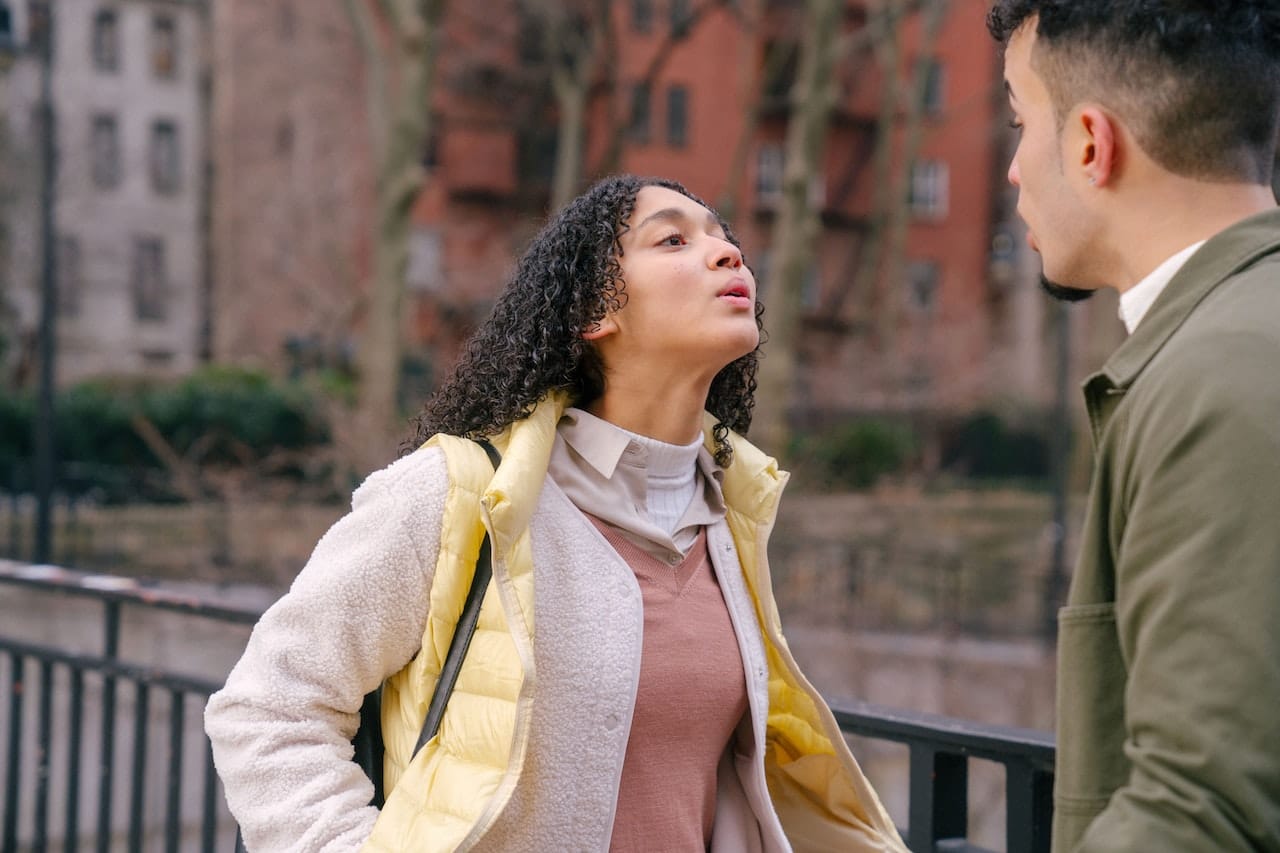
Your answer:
987;2;1280;850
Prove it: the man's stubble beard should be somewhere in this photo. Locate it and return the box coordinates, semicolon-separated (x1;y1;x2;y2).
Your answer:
1040;275;1094;302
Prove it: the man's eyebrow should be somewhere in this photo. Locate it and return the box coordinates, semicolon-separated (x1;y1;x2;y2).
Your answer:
1004;79;1018;102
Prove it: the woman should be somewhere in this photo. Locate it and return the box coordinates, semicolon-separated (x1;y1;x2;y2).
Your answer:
206;175;904;852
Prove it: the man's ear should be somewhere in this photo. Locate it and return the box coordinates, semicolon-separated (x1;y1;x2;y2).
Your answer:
581;315;618;341
1078;106;1117;187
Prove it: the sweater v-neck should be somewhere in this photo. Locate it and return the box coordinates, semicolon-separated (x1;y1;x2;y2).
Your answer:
590;517;708;596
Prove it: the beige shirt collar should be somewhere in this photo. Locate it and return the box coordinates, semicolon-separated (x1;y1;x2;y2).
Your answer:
549;407;726;562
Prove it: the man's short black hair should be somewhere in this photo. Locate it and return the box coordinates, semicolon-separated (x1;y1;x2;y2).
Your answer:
987;0;1280;184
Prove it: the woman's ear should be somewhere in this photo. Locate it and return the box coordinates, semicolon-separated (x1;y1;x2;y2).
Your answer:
581;315;618;341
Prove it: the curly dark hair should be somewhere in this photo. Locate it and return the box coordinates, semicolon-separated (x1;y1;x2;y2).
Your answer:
988;0;1280;184
404;174;764;467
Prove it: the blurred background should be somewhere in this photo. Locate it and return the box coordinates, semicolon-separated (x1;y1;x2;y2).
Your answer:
3;0;1277;847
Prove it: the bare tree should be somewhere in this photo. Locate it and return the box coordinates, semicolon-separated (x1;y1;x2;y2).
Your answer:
522;0;611;211
751;0;843;456
715;4;799;221
528;0;740;211
342;0;446;459
592;0;738;177
877;0;948;343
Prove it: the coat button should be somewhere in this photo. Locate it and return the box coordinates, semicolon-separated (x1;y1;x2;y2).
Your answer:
605;713;621;731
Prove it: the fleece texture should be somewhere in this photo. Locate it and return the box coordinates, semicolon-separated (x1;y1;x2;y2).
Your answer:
206;392;907;852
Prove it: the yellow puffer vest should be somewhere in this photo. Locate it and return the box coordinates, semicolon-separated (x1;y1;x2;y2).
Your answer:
363;392;904;852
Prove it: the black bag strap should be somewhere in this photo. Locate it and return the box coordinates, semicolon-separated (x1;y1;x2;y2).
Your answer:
414;437;502;756
234;439;501;851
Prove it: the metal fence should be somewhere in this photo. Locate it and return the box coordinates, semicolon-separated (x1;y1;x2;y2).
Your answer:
0;561;1055;852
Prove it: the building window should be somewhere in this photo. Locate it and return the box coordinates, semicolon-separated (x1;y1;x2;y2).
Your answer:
627;82;651;143
1;3;15;51
91;8;119;71
150;120;180;194
907;260;940;311
406;227;444;292
275;117;294;157
132;237;168;321
922;58;945;116
91;114;120;188
140;349;174;368
56;234;82;316
670;0;692;34
278;2;296;40
909;160;949;220
666;85;688;147
632;0;653;33
151;14;177;79
755;142;784;205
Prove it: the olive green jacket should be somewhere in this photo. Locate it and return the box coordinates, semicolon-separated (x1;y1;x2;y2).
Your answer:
1054;208;1280;852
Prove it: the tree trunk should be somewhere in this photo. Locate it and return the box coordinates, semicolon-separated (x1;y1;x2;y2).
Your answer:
716;34;796;221
752;0;842;457
545;1;608;212
878;0;948;342
594;0;730;177
345;0;446;459
550;64;589;211
833;0;904;327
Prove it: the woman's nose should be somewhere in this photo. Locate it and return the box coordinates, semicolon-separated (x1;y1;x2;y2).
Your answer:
712;239;743;269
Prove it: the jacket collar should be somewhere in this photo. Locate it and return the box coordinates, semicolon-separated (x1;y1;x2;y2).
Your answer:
701;412;788;528
1093;206;1280;392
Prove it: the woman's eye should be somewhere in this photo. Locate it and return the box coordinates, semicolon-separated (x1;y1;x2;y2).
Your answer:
658;232;685;247
1008;119;1023;134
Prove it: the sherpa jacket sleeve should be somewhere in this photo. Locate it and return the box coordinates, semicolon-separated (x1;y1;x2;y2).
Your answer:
1077;332;1280;852
204;447;449;853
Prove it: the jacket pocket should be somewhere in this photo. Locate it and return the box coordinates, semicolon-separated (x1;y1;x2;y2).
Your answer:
1055;602;1129;820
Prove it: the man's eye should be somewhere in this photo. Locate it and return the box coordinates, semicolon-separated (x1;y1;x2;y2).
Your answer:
658;232;685;246
1008;119;1024;133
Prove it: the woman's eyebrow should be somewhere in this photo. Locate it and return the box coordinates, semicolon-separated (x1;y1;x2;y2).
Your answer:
633;207;722;233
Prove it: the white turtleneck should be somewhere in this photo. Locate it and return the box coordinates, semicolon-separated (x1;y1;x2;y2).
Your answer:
547;407;726;563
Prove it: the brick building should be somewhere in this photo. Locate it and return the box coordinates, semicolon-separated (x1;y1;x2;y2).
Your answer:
207;0;1056;418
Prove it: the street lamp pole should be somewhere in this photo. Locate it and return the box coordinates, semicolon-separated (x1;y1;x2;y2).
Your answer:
31;0;58;564
1042;299;1072;642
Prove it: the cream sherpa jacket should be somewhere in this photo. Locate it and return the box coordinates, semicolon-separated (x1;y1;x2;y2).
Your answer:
205;393;905;853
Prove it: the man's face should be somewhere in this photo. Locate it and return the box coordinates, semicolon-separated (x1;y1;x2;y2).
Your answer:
1004;24;1097;300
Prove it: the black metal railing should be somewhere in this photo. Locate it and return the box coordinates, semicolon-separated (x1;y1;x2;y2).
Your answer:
1;561;1056;852
0;560;258;852
833;699;1055;852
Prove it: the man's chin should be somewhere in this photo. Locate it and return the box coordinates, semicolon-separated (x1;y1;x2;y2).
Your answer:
1039;275;1094;303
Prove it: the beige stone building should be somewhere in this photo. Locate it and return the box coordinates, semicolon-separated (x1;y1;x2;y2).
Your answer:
1;0;208;383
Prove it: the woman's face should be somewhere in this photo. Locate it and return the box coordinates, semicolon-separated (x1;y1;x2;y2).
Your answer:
585;186;759;380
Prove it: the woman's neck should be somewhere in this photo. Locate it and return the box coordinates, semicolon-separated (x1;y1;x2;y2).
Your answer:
586;378;709;445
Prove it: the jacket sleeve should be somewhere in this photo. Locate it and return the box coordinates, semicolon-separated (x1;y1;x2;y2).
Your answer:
1078;335;1280;851
204;448;449;853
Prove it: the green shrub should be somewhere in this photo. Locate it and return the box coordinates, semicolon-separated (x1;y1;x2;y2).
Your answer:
1;366;331;499
941;411;1049;482
793;419;916;490
141;366;328;463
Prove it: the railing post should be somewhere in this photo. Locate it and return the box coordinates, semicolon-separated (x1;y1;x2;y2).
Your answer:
66;667;84;853
97;599;121;853
4;654;24;853
908;746;967;852
35;659;54;850
1006;759;1054;853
